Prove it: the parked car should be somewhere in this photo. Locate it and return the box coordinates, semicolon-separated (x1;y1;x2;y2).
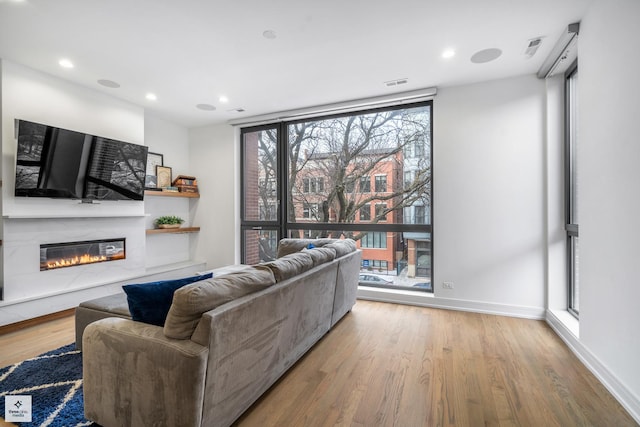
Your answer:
358;273;393;287
413;281;433;292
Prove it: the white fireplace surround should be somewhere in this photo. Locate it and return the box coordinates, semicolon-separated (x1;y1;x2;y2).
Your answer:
3;216;146;302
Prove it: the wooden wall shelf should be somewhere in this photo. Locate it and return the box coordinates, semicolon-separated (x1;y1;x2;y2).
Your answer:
146;227;200;235
145;190;199;198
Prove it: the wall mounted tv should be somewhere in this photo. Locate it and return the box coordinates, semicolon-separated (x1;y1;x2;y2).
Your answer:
14;119;148;201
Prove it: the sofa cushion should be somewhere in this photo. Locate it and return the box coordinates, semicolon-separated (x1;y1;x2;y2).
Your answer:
260;251;315;282
122;273;213;327
164;267;276;339
276;238;338;258
303;246;337;267
79;293;132;317
324;239;357;258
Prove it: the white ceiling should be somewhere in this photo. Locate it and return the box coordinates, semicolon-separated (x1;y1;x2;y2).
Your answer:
0;0;591;128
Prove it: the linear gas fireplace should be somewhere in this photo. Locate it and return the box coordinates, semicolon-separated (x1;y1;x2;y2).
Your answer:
40;238;126;271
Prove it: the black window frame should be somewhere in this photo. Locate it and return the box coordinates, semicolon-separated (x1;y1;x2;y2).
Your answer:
239;123;286;263
240;101;434;290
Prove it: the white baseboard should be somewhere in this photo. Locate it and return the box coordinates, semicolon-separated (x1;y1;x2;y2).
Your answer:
546;310;640;424
0;260;206;327
357;287;545;319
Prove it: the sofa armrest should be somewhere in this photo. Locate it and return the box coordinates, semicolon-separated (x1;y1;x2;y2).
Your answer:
83;318;208;427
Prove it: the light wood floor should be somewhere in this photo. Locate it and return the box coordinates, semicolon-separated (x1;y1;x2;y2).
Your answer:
0;301;637;426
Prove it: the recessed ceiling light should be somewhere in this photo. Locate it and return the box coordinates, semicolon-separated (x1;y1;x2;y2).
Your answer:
97;79;120;88
59;59;74;69
196;104;216;111
262;30;277;40
146;93;157;101
470;48;503;64
441;49;455;59
219;95;229;103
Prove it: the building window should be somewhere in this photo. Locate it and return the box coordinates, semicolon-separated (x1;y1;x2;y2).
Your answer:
259;177;277;193
360;232;387;248
359;176;371;193
375;203;388;221
360;203;371;221
372;260;388;269
302;203;319;219
375;175;387;192
404;171;413;188
363;259;389;270
345;180;355;193
303;177;324;193
415;240;431;277
415;205;425;224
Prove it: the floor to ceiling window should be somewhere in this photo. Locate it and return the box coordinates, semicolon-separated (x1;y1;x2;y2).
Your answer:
240;125;281;263
565;61;579;317
241;101;433;292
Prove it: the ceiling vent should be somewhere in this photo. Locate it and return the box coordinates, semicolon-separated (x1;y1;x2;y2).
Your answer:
385;78;408;87
525;38;543;58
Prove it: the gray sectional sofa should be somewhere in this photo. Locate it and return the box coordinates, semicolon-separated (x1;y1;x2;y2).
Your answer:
80;238;361;427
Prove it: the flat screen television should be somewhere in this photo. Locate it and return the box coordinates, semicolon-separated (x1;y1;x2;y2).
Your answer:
14;119;148;201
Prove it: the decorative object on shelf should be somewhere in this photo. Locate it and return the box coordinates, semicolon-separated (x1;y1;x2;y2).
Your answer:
161;186;179;193
172;175;199;194
154;215;184;229
145;152;163;189
156;165;172;188
144;175;158;190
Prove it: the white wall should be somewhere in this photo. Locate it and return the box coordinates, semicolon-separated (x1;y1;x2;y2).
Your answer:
142;114;200;268
188;123;237;269
433;75;547;314
574;0;640;416
144;113;190;176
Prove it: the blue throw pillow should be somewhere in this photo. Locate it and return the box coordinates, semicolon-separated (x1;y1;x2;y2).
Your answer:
122;273;213;326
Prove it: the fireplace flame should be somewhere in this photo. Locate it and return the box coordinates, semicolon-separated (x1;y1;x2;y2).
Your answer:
46;254;109;270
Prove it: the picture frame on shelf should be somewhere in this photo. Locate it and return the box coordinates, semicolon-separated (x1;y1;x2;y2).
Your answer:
147;152;163;171
156;165;172;188
145;152;163;189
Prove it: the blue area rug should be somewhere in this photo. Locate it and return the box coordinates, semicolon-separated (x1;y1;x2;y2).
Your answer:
0;344;95;426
